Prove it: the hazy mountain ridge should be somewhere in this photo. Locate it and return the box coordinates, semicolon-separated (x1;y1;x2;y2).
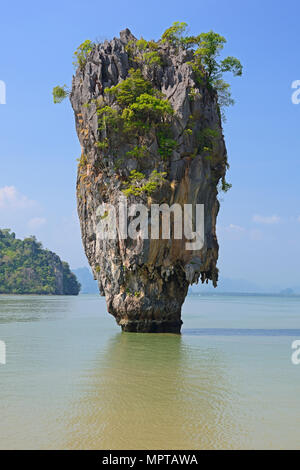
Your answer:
72;267;98;294
189;277;300;295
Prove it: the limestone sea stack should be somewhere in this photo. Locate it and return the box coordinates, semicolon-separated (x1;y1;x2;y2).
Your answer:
70;28;229;333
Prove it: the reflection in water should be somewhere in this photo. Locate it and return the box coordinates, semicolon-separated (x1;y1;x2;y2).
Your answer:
64;333;241;449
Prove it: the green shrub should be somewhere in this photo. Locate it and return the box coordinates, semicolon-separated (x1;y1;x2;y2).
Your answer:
122;169;167;196
161;22;188;46
161;23;242;114
126;145;148;159
136;38;148;50
122;93;173;125
220;177;232;192
52;85;69;103
147;40;159;50
97;106;121;133
197;127;219;153
73;40;94;69
96;139;109;150
135;38;159;52
103;69;174;138
157;131;177;158
143;51;162;66
105;69;153;107
143;170;167;194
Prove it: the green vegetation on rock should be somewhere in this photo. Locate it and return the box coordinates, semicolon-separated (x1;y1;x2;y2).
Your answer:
125;145;148;159
161;22;242;115
122;169;167;196
105;69;153;106
143;51;162;66
99;68;175;178
52;85;69;104
161;21;189;46
53;23;241;196
0;229;80;295
102;69;173;135
73;39;94;69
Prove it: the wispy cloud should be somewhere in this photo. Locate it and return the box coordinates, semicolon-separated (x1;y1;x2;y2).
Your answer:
27;217;46;230
227;224;245;232
218;223;246;241
252;214;280;224
219;222;265;242
0;186;36;210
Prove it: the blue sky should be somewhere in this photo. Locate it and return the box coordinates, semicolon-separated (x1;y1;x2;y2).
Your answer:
0;0;299;288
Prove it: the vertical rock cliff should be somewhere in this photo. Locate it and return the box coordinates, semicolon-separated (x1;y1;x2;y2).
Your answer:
70;29;229;332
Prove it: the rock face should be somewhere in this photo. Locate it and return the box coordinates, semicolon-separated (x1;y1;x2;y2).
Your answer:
70;29;228;332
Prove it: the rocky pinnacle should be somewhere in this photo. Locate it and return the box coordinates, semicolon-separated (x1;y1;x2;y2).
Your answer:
70;29;228;333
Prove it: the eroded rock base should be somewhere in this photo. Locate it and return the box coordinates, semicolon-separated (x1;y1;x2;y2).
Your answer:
119;318;183;334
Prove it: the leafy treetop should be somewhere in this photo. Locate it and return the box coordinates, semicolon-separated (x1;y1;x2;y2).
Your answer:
53;24;242;115
161;22;188;46
52;85;69;104
161;22;242;113
105;69;154;107
73;39;94;69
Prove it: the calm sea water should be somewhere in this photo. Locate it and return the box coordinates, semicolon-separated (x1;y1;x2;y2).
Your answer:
0;293;300;450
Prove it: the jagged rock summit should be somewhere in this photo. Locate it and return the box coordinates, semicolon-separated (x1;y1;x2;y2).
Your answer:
70;28;229;332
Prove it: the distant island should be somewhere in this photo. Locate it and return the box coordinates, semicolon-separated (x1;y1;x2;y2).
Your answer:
0;229;80;295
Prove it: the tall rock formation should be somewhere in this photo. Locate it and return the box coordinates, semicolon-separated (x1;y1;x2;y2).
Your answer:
70;29;229;332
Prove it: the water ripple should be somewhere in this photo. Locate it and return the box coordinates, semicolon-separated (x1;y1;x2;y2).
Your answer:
182;328;300;336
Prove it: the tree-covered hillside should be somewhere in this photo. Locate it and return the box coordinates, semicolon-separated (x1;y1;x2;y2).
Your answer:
0;229;80;295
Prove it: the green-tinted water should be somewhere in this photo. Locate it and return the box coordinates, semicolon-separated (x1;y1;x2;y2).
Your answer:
0;294;300;449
